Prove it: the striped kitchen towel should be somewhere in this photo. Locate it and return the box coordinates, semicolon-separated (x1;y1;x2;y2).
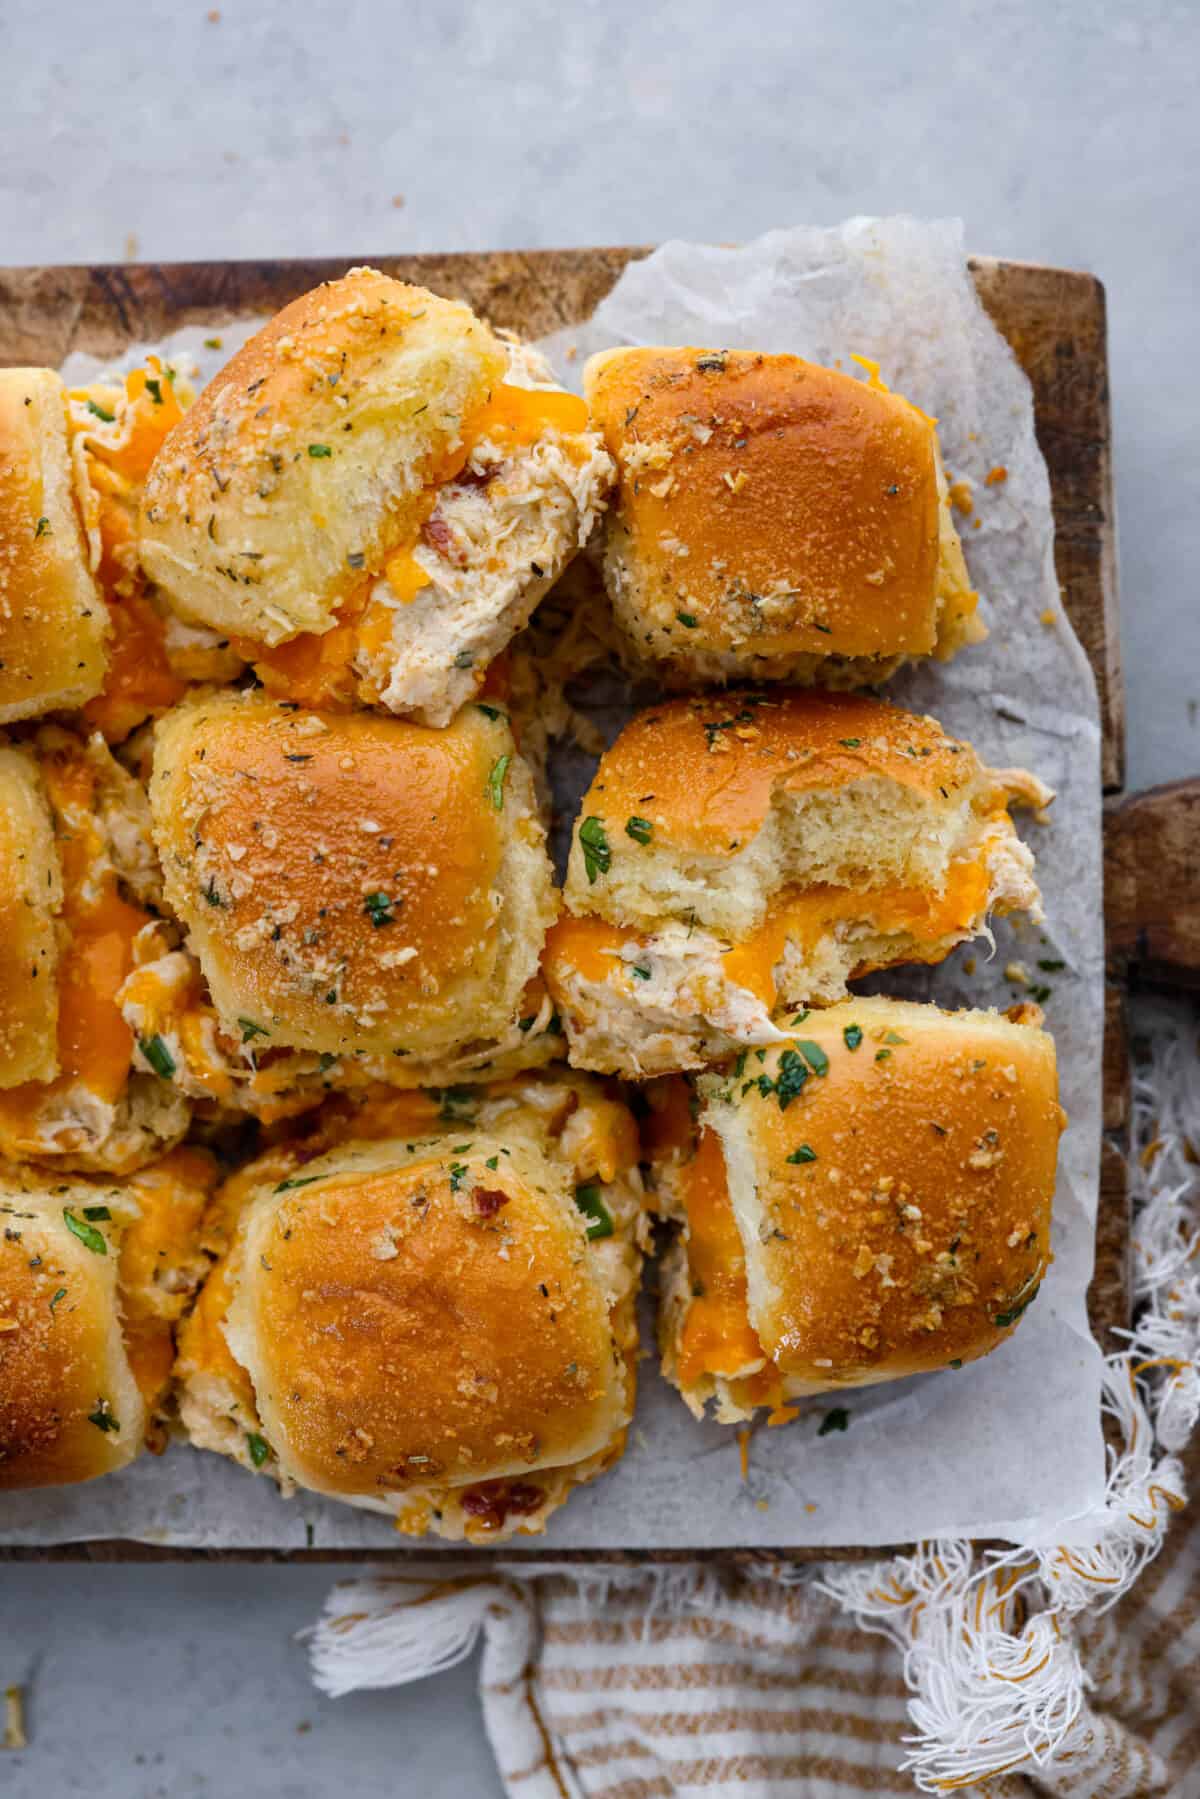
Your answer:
307;1006;1199;1797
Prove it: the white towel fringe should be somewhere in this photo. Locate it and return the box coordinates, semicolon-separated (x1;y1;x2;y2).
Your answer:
302;1002;1198;1797
820;1001;1198;1792
306;1571;573;1798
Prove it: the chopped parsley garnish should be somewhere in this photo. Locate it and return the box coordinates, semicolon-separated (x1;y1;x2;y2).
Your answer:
1037;958;1065;973
274;1174;322;1192
631;965;651;981
843;1024;863;1051
949;1359;963;1369
695;353;727;372
85;399;115;422
579;816;611;883
238;1018;270;1043
838;738;861;748
201;878;224;907
436;1086;477;1122
34;516;50;538
307;443;332;458
675;611;698;628
882;1031;907;1045
786;1145;817;1164
318;1053;337;1073
485;1155;499;1171
875;1048;892;1062
732;1050;748;1080
793;1040;829;1078
88;1403;120;1433
363;891;396;928
476;703;505;721
791;1009;810;1026
82;1205;112;1222
994;1281;1041;1329
139;1034;176;1079
346;551;365;569
486;754;511;811
203;336;223;350
453;651;474;669
144;376;163;404
49;1288;67;1313
625;816;653;845
756;1048;809;1111
574;1183;614;1241
63;1209;107;1255
246;1432;270;1467
517;1015;536;1033
448;1162;469;1192
1029;984;1052;1005
817;1407;849;1436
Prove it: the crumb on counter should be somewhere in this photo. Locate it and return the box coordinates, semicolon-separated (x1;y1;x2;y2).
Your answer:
3;1687;26;1752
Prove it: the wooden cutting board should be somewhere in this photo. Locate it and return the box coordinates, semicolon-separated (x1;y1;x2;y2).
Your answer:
0;248;1192;1565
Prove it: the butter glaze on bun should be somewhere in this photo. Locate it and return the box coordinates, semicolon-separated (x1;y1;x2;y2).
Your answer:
176;1073;645;1540
149;690;557;1078
647;997;1063;1423
584;345;982;685
139;271;613;726
544;690;1050;1074
0;368;108;722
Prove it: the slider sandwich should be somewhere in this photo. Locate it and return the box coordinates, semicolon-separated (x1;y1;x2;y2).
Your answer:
0;360;235;745
585;346;983;685
123;690;560;1116
645;997;1063;1423
138;268;614;727
0;728;190;1172
0;1148;216;1488
543;690;1050;1075
176;1073;645;1540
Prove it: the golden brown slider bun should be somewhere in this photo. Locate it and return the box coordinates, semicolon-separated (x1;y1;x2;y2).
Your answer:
176;1072;645;1541
543;690;1050;1075
0;1147;216;1488
0;727;190;1173
0;368;109;722
584;346;982;685
138;270;613;727
645;997;1062;1424
147;690;558;1088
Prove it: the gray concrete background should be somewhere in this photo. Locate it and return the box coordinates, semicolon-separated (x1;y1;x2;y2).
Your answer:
2;2;1198;1793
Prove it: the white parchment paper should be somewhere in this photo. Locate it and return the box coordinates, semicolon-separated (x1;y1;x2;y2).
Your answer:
4;217;1107;1551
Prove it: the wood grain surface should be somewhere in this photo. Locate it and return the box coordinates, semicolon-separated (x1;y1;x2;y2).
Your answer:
1107;779;1200;989
0;247;1148;1561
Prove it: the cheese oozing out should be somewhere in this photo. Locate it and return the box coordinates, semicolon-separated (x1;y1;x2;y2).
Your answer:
236;364;611;726
70;361;221;743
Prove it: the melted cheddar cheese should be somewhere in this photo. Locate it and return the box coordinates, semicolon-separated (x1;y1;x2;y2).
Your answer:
0;745;150;1143
548;847;993;1012
75;361;190;741
723;852;992;1006
118;1146;218;1408
543;915;632;986
467;383;588;450
677;1127;771;1385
